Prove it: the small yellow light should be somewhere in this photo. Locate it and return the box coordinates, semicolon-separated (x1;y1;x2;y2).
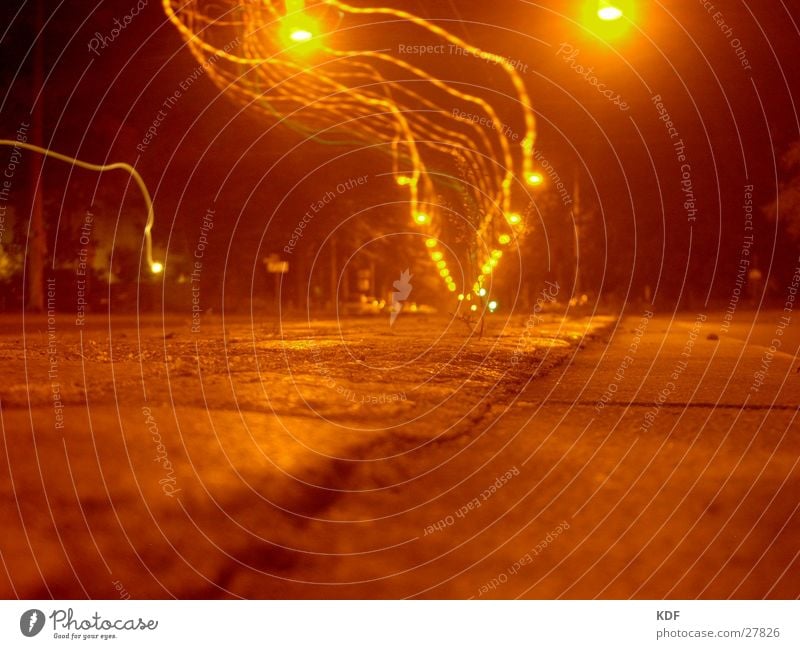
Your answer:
466;293;472;301
425;238;437;248
527;172;544;186
597;3;623;20
482;264;492;274
436;260;446;269
289;29;313;42
440;269;450;278
414;212;429;225
507;212;522;225
150;261;164;274
489;258;499;268
478;287;487;297
498;233;511;245
488;300;498;311
457;293;465;301
448;284;457;292
470;304;478;312
491;249;502;259
431;251;444;262
396;175;413;186
281;13;321;52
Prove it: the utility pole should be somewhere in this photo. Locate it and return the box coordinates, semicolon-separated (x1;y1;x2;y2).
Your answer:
329;234;337;309
572;168;581;300
27;0;45;312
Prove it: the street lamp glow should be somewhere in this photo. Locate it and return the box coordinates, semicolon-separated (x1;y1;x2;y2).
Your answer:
431;251;443;261
488;300;498;312
597;3;623;20
280;11;321;52
498;233;511;245
150;261;164;274
289;28;313;42
506;212;522;225
425;238;437;248
527;172;544;186
414;212;429;225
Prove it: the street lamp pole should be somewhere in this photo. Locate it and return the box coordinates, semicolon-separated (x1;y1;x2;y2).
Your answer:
573;168;581;300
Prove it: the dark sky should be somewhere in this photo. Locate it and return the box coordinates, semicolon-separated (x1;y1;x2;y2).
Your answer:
1;0;799;308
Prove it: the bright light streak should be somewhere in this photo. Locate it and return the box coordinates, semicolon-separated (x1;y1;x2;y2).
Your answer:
0;140;159;273
162;0;540;295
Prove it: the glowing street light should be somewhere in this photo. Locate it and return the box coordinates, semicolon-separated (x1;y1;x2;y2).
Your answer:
526;171;544;186
581;0;634;38
150;261;164;274
597;2;623;20
281;0;320;51
289;28;313;42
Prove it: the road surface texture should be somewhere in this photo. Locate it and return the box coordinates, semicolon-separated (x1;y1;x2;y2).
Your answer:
0;307;798;598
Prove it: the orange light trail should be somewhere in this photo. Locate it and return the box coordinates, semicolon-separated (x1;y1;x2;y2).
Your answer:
161;0;538;296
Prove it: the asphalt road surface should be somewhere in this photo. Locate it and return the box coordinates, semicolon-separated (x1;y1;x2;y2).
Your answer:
1;307;797;598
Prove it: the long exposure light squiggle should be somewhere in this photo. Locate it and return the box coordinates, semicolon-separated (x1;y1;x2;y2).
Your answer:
162;0;538;298
0;139;161;273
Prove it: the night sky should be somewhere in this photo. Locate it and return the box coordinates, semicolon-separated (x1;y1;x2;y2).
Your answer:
1;0;799;310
